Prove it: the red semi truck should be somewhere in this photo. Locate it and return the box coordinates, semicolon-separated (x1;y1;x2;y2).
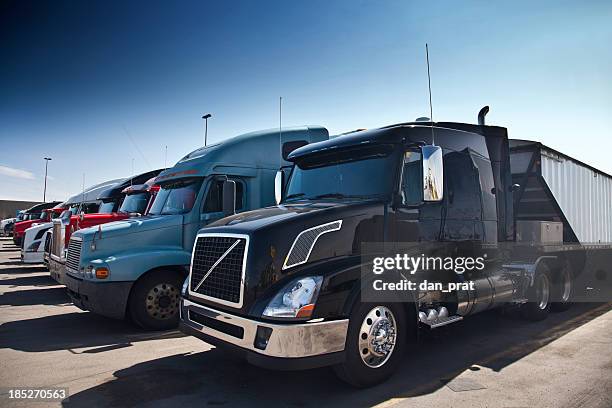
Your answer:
12;201;63;246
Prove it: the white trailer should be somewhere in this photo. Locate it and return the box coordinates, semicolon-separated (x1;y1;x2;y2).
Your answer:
510;140;612;244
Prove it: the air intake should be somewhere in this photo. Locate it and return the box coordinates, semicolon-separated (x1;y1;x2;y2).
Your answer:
283;220;342;270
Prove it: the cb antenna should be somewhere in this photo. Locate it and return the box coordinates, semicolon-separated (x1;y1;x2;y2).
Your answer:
279;96;283;168
426;43;435;145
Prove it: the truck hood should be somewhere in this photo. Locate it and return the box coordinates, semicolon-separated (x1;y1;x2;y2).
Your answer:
76;213;131;230
26;222;53;234
208;201;353;230
73;214;182;242
14;219;41;235
194;200;387;314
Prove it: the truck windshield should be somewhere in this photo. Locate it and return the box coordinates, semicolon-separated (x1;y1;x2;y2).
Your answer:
148;178;202;215
119;192;150;214
285;144;399;202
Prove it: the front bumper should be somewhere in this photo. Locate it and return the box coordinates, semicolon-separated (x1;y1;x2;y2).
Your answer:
21;249;44;264
48;256;66;284
64;271;132;320
180;298;348;370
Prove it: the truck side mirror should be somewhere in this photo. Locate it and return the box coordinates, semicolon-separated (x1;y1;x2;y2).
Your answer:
60;210;71;223
274;170;285;205
421;145;444;202
222;180;236;216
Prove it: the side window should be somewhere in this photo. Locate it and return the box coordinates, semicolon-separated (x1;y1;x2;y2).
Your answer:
203;179;244;213
444;150;481;219
401;151;423;206
81;202;100;214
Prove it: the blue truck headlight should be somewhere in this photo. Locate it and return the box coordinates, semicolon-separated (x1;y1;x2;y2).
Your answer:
181;276;189;296
262;276;323;319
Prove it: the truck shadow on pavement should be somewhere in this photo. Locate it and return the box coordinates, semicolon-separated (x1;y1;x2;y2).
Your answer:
0;259;48;273
0;274;60;287
0;287;70;306
0;310;185;353
61;303;610;408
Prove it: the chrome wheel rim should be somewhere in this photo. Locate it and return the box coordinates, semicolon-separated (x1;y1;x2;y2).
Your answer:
560;267;572;302
358;306;397;368
536;274;550;310
145;283;179;320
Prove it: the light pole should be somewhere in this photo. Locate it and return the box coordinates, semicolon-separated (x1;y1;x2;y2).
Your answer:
43;157;52;202
202;113;212;146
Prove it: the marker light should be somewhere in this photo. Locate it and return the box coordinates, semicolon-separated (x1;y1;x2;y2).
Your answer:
95;267;109;279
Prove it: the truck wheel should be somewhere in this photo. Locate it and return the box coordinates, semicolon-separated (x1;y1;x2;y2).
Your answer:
521;264;552;321
333;303;406;388
551;263;573;312
129;269;183;331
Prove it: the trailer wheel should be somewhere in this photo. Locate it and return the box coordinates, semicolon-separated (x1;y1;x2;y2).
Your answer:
128;269;183;331
333;303;406;388
551;262;573;312
521;264;552;321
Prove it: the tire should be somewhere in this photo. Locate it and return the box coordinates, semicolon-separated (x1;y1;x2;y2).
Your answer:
128;269;183;331
521;263;552;321
551;262;573;312
333;302;408;388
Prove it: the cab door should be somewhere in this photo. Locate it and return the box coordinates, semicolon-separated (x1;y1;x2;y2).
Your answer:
199;177;245;229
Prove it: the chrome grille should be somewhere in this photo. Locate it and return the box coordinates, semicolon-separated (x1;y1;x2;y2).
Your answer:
190;235;247;306
66;238;82;272
44;232;51;253
52;222;63;257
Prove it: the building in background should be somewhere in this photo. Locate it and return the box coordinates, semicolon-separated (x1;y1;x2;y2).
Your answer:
0;200;42;220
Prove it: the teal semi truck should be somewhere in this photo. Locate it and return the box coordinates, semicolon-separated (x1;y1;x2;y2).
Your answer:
63;126;328;330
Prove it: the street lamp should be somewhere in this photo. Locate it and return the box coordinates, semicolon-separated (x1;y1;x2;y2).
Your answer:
43;157;52;202
202;113;212;146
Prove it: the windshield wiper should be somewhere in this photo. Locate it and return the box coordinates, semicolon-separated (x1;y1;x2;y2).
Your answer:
284;193;306;200
313;193;384;200
312;193;347;199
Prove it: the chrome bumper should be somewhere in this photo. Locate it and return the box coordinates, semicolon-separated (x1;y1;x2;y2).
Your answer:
48;257;66;284
181;298;348;359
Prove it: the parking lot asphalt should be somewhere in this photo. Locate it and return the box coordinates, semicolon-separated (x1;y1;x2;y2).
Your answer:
0;236;611;408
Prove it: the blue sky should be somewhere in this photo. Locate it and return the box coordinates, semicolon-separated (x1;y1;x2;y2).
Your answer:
1;0;611;201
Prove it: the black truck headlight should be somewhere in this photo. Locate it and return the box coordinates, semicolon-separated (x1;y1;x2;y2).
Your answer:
262;276;323;319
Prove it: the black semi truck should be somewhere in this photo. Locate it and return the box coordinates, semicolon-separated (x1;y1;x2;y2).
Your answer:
179;108;611;387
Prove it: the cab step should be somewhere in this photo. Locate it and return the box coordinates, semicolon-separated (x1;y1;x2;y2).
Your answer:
428;315;463;328
418;307;463;328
